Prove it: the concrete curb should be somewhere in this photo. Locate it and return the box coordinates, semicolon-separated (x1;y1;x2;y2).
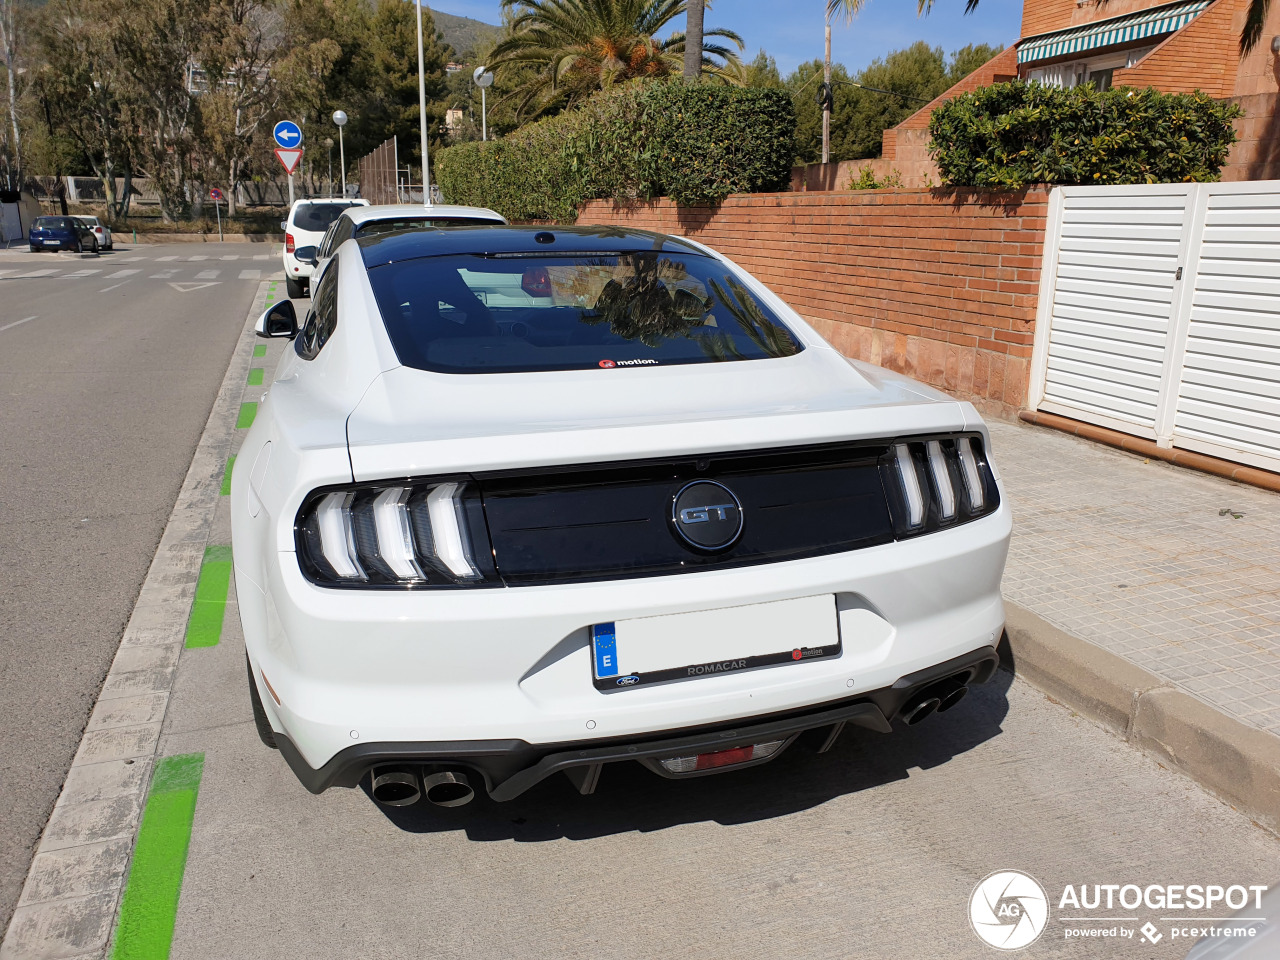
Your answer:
1002;602;1280;835
0;281;276;960
128;233;283;244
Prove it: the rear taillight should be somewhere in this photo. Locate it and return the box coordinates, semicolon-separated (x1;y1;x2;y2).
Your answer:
295;479;498;589
880;433;999;537
285;233;295;253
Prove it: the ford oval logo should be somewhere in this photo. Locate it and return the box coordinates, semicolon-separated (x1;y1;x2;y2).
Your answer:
671;480;744;551
616;675;640;686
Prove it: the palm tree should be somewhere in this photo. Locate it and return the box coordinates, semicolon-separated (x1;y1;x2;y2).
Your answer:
683;0;704;80
825;0;1272;54
491;0;743;116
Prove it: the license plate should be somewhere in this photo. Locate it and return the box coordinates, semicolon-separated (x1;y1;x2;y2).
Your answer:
591;595;840;691
43;240;60;246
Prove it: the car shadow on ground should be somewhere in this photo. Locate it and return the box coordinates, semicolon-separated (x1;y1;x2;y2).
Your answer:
361;667;1013;840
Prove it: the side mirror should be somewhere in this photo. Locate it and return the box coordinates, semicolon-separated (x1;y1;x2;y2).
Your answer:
256;300;298;339
295;245;318;267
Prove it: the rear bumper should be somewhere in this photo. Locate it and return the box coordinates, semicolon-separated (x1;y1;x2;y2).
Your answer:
274;646;1000;800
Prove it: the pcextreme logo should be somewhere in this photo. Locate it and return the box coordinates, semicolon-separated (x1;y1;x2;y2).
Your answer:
969;870;1050;950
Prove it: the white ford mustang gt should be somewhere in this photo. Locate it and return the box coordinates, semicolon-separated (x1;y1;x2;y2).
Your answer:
233;225;1010;808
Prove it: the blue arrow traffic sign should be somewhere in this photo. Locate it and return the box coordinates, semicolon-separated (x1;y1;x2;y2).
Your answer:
273;120;302;148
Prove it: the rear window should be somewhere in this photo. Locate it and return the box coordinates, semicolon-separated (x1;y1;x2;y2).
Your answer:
355;218;501;240
292;202;361;232
34;217;72;229
367;251;803;374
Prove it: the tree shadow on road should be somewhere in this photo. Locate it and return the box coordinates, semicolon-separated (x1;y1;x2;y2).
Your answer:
361;668;1013;840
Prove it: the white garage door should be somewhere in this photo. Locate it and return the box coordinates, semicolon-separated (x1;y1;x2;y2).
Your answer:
1028;182;1280;475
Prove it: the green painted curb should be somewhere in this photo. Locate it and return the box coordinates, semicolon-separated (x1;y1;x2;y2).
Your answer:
235;402;257;429
110;753;204;960
247;368;264;386
184;546;232;649
220;456;235;496
252;344;266;358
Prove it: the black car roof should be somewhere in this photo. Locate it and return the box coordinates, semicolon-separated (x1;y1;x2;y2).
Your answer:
357;224;704;269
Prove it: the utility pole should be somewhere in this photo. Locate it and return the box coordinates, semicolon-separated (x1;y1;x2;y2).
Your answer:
415;0;431;206
822;23;832;166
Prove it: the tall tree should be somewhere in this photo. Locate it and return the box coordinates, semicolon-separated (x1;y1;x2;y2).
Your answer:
489;0;742;117
827;0;1274;54
0;0;21;186
682;0;703;80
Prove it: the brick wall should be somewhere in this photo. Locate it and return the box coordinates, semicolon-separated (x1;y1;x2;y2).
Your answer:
577;189;1050;418
1113;0;1244;96
1021;0;1175;39
1224;0;1280;179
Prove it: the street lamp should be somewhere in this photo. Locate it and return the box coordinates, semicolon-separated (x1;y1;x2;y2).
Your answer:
324;137;334;194
415;0;431;206
332;109;347;197
474;66;494;142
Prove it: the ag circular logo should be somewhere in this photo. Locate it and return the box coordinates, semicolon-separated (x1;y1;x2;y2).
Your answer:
671;480;743;552
969;870;1050;951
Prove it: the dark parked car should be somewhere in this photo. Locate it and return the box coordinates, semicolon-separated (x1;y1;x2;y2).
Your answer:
28;216;99;254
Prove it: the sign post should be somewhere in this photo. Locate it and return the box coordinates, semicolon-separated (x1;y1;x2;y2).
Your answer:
273;121;304;206
209;187;224;241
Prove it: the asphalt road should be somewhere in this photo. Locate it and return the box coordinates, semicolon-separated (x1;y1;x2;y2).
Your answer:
165;589;1280;958
0;242;266;931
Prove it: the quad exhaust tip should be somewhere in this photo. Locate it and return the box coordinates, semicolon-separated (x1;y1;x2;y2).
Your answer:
423;770;475;808
902;697;941;725
937;684;968;713
370;766;421;807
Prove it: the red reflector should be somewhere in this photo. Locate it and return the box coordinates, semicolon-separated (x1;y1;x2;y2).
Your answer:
285;233;295;253
695;745;754;771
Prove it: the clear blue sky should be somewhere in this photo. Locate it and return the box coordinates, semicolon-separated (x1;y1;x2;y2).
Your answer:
424;0;1023;75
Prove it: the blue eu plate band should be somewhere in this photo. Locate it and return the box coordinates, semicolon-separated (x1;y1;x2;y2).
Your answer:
592;623;618;678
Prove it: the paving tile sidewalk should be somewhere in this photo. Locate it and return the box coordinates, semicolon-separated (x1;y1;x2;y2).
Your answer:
991;419;1280;738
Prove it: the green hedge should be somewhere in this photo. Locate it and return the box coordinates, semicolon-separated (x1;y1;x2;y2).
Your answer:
435;81;796;221
929;81;1242;188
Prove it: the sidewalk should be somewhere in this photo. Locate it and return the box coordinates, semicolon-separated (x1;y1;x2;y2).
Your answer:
991;419;1280;738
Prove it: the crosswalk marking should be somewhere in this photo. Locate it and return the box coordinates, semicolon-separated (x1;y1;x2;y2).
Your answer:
10;268;57;278
106;269;140;279
195;269;220;280
115;256;145;262
150;269;179;279
253;254;270;260
237;269;261;280
220;255;239;261
65;269;103;278
188;255;208;261
156;255;178;262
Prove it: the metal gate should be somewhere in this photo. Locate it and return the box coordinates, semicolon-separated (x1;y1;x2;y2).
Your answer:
1027;182;1280;474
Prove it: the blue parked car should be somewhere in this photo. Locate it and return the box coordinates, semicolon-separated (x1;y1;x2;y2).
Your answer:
28;215;99;254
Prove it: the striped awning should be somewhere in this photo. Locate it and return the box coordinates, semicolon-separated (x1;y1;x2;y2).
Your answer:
1017;0;1212;65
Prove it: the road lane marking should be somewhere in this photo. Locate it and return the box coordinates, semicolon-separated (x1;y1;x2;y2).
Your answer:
156;255;178;261
238;269;260;280
247;368;264;386
185;545;232;648
64;269;103;278
99;281;131;292
167;281;220;293
220;456;236;496
0;315;37;333
194;269;220;280
187;255;208;261
106;269;140;279
109;753;204;960
150;270;179;279
253;254;270;260
235;402;257;429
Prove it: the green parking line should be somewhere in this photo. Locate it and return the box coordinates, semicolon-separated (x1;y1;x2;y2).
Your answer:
247;368;263;386
219;456;236;496
252;344;266;358
235;402;257;429
185;546;232;649
110;753;204;960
